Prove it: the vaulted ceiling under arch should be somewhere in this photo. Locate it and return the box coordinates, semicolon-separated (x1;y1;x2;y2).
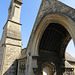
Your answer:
39;23;71;58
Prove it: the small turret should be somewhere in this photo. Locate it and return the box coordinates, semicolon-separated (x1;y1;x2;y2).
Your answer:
8;0;23;22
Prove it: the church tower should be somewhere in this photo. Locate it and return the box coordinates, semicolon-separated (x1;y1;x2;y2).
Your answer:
0;0;23;75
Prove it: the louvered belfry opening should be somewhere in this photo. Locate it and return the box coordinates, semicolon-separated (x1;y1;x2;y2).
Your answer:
37;23;71;75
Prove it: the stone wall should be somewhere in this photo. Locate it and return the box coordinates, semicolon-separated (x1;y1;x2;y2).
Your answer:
0;29;6;75
17;48;27;75
3;60;18;75
0;46;4;75
18;59;26;75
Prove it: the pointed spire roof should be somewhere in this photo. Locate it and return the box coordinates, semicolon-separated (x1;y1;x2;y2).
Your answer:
14;0;23;5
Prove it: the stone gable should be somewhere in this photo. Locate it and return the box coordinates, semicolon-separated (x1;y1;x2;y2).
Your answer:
27;0;75;49
33;0;75;32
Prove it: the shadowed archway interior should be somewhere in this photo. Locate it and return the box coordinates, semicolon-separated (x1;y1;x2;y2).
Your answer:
39;23;71;58
37;23;71;75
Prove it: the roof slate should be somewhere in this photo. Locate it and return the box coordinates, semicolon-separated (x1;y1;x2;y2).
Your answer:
65;60;73;68
66;53;75;62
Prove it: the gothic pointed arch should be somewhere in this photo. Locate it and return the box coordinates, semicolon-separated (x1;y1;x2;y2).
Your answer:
26;0;75;75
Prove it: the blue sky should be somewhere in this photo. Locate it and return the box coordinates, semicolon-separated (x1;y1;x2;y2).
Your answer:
0;0;75;57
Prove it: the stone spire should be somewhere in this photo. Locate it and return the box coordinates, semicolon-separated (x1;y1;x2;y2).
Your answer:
8;0;23;22
0;0;23;74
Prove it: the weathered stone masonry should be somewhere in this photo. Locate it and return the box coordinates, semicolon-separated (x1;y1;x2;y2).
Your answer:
1;0;75;75
0;0;23;75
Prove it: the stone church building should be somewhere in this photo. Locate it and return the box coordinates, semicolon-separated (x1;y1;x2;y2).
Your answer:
0;0;75;75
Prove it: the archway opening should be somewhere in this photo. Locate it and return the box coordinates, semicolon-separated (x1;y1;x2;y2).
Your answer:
42;63;56;75
43;66;49;75
38;23;71;75
66;39;75;58
65;39;75;74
